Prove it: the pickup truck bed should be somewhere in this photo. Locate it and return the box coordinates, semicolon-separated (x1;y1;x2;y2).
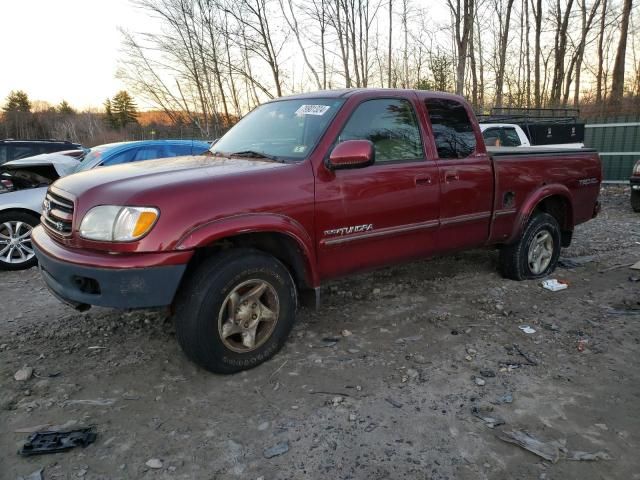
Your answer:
32;88;601;373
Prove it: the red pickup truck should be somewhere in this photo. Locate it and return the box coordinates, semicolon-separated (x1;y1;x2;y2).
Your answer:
32;89;601;373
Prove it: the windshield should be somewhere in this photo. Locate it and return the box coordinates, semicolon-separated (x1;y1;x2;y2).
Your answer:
212;98;344;161
73;145;114;173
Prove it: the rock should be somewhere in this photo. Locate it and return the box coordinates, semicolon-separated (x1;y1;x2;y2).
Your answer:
263;441;289;458
475;377;486;386
465;355;473;361
331;396;344;406
257;421;270;431
146;458;163;469
341;329;352;337
372;288;381;295
407;368;419;379
14;366;33;382
412;354;428;364
349;413;357;422
466;346;477;355
480;369;496;378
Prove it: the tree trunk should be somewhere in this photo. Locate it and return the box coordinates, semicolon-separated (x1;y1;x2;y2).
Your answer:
610;0;633;104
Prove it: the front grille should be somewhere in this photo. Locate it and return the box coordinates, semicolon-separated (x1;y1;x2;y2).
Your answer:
42;189;74;237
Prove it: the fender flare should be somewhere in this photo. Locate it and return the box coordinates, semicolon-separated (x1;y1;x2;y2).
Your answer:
507;184;574;244
175;213;318;286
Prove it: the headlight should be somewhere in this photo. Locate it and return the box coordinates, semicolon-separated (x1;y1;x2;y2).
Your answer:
80;206;159;241
634;160;640;175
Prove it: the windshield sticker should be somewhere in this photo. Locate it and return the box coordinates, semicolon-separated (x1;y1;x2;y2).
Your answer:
295;104;331;116
293;145;307;153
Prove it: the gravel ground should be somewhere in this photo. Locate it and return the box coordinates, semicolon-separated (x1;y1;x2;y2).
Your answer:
1;186;639;480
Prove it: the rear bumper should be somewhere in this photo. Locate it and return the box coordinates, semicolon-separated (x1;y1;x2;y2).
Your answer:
32;226;189;310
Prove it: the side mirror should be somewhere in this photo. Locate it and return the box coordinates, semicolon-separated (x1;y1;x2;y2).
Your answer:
327;140;375;170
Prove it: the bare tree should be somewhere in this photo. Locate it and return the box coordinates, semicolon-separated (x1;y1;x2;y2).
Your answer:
447;0;475;95
610;0;633;103
493;0;516;107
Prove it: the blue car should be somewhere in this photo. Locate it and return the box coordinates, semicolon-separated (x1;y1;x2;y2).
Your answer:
74;139;211;173
0;139;211;270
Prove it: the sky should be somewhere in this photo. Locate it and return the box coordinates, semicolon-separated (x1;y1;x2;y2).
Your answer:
0;0;148;110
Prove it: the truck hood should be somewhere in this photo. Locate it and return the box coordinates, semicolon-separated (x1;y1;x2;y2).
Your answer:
53;155;287;201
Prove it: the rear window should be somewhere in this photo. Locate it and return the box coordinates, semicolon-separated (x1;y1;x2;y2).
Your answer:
425;98;476;159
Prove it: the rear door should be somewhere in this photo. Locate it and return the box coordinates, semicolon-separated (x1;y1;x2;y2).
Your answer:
315;96;441;279
424;98;493;252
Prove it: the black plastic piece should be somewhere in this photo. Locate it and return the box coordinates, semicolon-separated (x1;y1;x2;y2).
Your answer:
18;427;97;456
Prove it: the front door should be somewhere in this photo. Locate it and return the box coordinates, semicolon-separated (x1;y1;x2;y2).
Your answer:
424;98;493;252
315;97;440;280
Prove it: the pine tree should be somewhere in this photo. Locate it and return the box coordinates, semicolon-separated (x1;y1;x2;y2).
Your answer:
3;90;31;112
111;91;139;128
57;100;75;115
104;98;117;129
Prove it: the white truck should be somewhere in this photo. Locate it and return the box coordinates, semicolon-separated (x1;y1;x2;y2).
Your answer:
480;123;585;149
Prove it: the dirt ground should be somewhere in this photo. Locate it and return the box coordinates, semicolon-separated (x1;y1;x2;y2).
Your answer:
1;186;639;480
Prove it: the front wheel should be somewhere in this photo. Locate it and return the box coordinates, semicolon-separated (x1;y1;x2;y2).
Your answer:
0;211;40;271
499;212;561;280
173;249;297;374
631;190;640;212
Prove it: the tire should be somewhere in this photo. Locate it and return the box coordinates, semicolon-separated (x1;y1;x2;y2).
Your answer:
173;248;297;374
499;212;561;281
631;190;640;212
0;211;40;271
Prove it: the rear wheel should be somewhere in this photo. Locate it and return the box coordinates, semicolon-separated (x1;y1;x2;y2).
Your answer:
499;212;561;280
173;249;297;374
631;190;640;212
0;211;39;271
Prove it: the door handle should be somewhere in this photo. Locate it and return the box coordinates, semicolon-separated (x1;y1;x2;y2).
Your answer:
445;171;459;182
415;175;432;186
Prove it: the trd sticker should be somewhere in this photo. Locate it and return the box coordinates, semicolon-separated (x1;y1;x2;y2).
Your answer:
295;104;331;116
324;224;373;236
578;178;598;186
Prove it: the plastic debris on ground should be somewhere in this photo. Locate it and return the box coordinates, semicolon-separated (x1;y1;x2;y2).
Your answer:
541;279;568;291
497;429;611;463
18;427;97;456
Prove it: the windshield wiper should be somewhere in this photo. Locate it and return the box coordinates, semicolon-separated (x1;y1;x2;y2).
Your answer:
229;150;283;162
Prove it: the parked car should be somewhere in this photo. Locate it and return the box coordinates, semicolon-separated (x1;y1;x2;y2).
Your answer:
631;159;640;212
32;89;601;373
480;123;584;149
0;139;85;165
0;139;210;270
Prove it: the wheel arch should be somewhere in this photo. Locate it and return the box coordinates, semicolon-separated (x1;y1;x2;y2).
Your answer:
509;185;574;247
176;214;319;305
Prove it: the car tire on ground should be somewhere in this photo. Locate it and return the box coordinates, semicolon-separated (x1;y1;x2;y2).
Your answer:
631;190;640;212
499;212;561;281
0;211;39;271
173;248;297;374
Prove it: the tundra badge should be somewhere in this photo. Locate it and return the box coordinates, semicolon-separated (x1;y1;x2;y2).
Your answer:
324;224;373;237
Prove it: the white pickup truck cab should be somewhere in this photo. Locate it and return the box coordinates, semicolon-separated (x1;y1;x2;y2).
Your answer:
480;123;584;149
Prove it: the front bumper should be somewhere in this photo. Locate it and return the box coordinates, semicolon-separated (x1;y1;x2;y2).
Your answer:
32;226;190;310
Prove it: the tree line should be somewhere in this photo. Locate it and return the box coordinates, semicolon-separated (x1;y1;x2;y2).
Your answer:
118;0;639;137
0;90;200;145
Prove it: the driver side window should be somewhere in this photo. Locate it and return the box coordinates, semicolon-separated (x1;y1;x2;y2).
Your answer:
338;99;423;163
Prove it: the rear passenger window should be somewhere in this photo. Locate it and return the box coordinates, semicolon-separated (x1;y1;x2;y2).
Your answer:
164;144;194;157
501;128;521;147
338;99;423;163
425;98;476;159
